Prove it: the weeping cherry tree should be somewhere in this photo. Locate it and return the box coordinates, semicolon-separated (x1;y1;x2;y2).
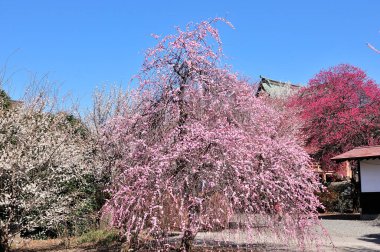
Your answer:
102;19;323;251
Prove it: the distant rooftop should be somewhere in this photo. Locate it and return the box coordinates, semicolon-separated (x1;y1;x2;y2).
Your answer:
10;100;23;108
256;76;301;98
331;146;380;162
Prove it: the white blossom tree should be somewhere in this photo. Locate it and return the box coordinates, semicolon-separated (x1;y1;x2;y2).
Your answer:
0;87;101;252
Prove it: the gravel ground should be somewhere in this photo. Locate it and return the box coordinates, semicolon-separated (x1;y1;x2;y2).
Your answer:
320;218;380;251
194;217;380;251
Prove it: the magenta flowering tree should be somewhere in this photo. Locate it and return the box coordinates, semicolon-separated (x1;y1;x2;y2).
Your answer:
291;64;380;171
102;19;322;251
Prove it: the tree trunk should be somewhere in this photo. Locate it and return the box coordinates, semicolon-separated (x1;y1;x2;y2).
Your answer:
175;66;196;252
179;230;195;252
129;231;139;251
0;228;9;252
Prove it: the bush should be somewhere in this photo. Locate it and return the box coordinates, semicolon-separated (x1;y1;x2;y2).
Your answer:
318;181;354;213
77;229;119;245
317;189;339;213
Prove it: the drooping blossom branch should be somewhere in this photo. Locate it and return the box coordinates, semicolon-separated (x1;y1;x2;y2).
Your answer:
102;19;323;251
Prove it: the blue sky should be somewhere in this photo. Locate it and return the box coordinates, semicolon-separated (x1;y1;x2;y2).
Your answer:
1;1;380;108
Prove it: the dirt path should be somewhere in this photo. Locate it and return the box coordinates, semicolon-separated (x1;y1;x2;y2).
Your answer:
11;238;121;252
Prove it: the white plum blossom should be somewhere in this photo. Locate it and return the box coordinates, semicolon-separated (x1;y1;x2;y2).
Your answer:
0;93;100;251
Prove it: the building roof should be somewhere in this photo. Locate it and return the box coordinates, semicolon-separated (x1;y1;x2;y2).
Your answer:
256;76;301;98
10;100;23;108
331;146;380;162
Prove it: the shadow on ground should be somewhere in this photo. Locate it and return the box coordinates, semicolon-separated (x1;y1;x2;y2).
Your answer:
137;236;309;251
319;213;360;220
340;246;380;252
358;233;380;245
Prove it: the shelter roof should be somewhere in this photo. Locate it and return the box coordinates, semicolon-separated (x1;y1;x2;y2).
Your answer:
331;146;380;162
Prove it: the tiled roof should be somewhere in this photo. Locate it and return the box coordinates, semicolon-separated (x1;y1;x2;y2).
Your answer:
10;100;23;108
331;146;380;161
256;76;301;97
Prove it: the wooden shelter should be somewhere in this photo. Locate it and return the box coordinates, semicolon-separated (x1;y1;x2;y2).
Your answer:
332;146;380;217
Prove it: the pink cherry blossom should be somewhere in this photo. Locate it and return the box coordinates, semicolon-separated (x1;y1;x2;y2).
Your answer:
101;19;323;251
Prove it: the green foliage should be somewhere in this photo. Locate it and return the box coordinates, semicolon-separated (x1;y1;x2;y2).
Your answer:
318;181;354;213
0;89;11;110
62;174;107;236
65;114;90;138
317;190;339;213
77;229;119;245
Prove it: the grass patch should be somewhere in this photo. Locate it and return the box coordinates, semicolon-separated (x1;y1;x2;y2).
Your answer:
77;229;119;245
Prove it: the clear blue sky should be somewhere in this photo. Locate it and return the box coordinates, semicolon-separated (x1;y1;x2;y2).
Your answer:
1;0;380;108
